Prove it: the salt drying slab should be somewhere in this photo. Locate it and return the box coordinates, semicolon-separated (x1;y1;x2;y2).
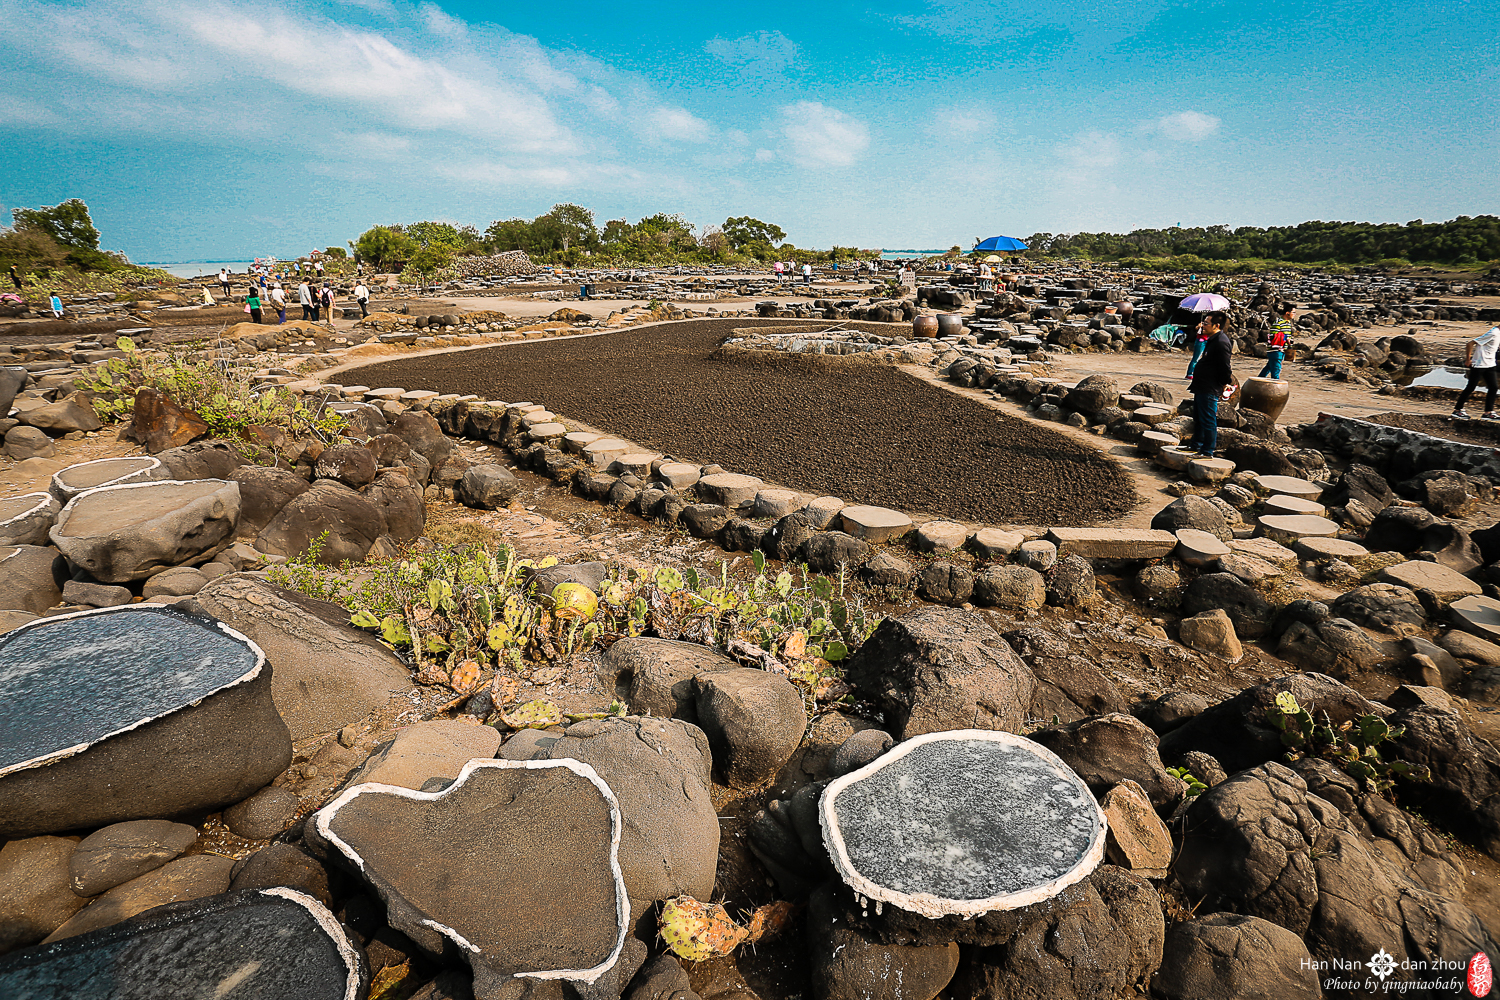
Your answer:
820;729;1107;917
0;606;261;774
0;888;365;999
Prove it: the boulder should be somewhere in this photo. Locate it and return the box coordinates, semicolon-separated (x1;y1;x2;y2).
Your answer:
1046;555;1094;606
142;565;209;600
49;479;241;583
314;759;629;995
228;843;334;907
119;386;208;453
1100;780;1172;875
1153;913;1321;1000
1031;713;1182;809
597;637;738;724
1179;608;1242;659
1277;617;1388;677
1418;521;1483;573
21;395;102;434
153;439;254;481
0;606;291;839
3;426;55;460
0;544;64;614
229;465;311;536
1181;573;1273;639
694;668;806;788
65;580;143;609
1151;496;1230;541
862;551;915;589
808;883;959;1000
255;479;382;564
49;457;168;506
1063;374;1119;415
1133;691;1210;736
342;719;503;791
364;468;425;541
222;785;302;841
844;607;1036;739
44;853;237;942
1323;464;1393;513
1390;704;1500;858
916;561;973;604
456;465;521;510
0;367;26;415
68;819;198;897
765;512;816;563
804;531;873;573
0;835;87;954
972;564;1045;610
1330;583;1425;631
1003;627;1127;722
390;410;454;468
679;504;731;540
195;574;414;740
313;443;377;488
1363;505;1436;553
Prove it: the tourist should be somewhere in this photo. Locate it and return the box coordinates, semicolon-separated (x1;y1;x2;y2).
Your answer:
298;279;313;320
294;260;301;277
1451;324;1500;420
246;287;263;324
1259;303;1294;378
49;292;63;319
354;279;369;318
1187;312;1236;457
270;282;287;324
315;259;324;278
1184;316;1211;378
774;261;784;281
219;268;231;299
802;262;812;284
321;282;335;321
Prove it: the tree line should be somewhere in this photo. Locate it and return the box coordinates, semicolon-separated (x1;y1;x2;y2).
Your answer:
0;199;130;276
349;205;874;273
1023;216;1500;267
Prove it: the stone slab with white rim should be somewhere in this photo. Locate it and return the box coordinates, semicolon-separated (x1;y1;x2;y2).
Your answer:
1229;537;1298;564
1257;514;1339;543
1252;475;1322;500
314;758;628;994
1175;529;1231;567
1293;537;1370;562
695;473;762;509
1450;595;1500;642
1261;495;1326;517
1046;528;1177;561
802;496;845;530
49;457;168;505
0;887;366;1000
0;492;60;547
654;462;700;489
49;479;241;583
1379;561;1481;604
916;520;969;553
583;439;632;469
819;730;1107;918
564;432;602;455
0;606;290;839
839;505;914;543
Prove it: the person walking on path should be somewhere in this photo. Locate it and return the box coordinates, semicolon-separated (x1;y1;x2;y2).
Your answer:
354;280;369;318
270;283;287;324
1452;325;1500;420
218;268;231;299
9;265;22;290
1260;303;1294;378
246;288;263;324
802;262;812;284
1187;312;1237;457
298;280;313;321
320;282;335;322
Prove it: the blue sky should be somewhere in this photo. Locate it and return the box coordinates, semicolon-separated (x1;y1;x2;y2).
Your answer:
1;0;1496;261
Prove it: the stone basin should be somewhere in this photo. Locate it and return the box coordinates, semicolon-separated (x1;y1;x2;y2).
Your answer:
49;479;240;582
0;492;59;547
819;729;1107;918
49;456;168;504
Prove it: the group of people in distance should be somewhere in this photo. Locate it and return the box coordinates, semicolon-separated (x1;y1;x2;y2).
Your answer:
224;265;370;326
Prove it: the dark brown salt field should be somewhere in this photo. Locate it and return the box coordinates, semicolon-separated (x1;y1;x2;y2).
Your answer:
339;318;1138;525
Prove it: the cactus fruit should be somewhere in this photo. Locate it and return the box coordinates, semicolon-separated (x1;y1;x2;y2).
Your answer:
658;896;748;962
449;659;481;694
551;583;599;622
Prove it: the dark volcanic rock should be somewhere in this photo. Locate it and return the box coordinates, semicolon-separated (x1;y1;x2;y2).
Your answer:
597;637;737;724
68;819;198;897
0;606;291;839
0;888;366;999
49;480;241;583
0;544;65;614
1181;572;1273;639
808;882;958;1000
1031;713;1183;809
229;466;311;537
255;480;382;564
694;668;806;788
0;836;86;954
1153;913;1320;1000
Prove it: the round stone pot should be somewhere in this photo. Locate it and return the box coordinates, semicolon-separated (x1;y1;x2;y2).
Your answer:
912;315;939;339
936;313;965;338
1239;376;1291;422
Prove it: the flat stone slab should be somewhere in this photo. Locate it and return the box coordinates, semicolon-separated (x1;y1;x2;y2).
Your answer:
839;505;914;543
1132;406;1173;425
1187;457;1235;484
520;411;557;428
1293;537;1370;562
1175;529;1230;566
0;606;288;838
655;462;700;489
1155;446;1195;472
50;479;240;582
582;439;631;468
916;520;969;553
610;453;659;478
50;457;168;504
0;887;365;999
803;496;845;529
970;528;1023;558
1229;537;1298;564
525;421;567;441
752;489;808;519
563;432;601;454
1046;527;1176;560
1137;431;1179;453
1379;561;1481;603
1450;595;1500;642
317;758;627;991
1261;495;1325;517
0;492;59;547
401;389;439;403
820;730;1106;917
1118;394;1154;410
1257;514;1339;542
695;473;762;509
1252;475;1321;500
364;387;406;401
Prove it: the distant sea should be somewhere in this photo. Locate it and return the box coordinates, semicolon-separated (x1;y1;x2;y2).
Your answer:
142;260;275;278
880;250;945;260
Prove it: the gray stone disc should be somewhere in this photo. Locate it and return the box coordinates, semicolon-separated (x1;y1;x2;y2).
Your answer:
819;729;1107;917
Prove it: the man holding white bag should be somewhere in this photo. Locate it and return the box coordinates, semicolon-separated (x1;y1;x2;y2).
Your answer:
1187;312;1238;458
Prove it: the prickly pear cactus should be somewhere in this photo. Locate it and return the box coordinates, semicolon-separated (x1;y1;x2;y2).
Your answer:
654;566;684;592
658;896;748;962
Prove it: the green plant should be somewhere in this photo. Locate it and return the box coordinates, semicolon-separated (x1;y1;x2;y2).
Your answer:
1267;691;1431;795
1168;766;1209;798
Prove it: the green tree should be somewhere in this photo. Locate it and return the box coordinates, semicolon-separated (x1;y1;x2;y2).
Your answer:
350;225;418;271
484;218;535;252
537;203;597;251
722;216;786;250
408;244;454;287
0;226;68;275
12;198;101;250
323;246;348;259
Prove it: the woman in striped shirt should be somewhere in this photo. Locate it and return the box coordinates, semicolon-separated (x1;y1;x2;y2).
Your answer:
1259;303;1294;378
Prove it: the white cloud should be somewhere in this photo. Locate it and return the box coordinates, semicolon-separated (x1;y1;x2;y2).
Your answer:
1152;110;1221;141
419;2;467;40
778;101;869;168
1053;130;1122;186
704;30;797;74
648;106;713;143
932;104;998;140
755;148;776;162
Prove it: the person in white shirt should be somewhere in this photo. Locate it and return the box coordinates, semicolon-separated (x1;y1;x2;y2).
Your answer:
354;281;370;318
1453;326;1500;420
269;283;287;324
218;268;230;298
298;280;313;320
802;262;812;284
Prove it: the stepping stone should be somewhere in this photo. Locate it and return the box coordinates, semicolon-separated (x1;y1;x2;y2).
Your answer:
1229;537;1298;564
610;453;659;478
839;505;914;543
916;520;969;553
363;387;405;401
1131;406;1174;425
583;439;631;469
1137;431;1179;454
1174;529;1230;567
524;421;567;444
520;410;556;428
803;496;845;530
970;528;1023;559
695;473;762;509
1261;495;1325;517
563;432;601;454
1019;539;1057;570
0;492;59;547
1118;394;1154;410
655;462;700;489
1155;446;1195;472
315;759;628;993
50;479;241;583
50;457;168;505
819;730;1107;917
1046;527;1177;560
0;887;365;999
1187;457;1235;484
1252;475;1321;500
1217;552;1284;584
1445;602;1500;647
753;489;808;519
1293;537;1370;562
1256;514;1339;544
0;606;289;840
400;389;439;405
1379;561;1482;605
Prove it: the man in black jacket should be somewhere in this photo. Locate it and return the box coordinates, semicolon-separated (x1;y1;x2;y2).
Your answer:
1187;312;1238;457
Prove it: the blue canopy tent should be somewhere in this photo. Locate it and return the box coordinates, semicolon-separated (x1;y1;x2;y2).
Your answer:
972;236;1029;252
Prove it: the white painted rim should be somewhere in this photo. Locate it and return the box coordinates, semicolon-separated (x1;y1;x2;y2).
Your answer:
261;888;364;1000
819;728;1109;918
0;603;266;777
52;477;237;535
51;456;164;500
315;756;629;984
0;491;56;530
